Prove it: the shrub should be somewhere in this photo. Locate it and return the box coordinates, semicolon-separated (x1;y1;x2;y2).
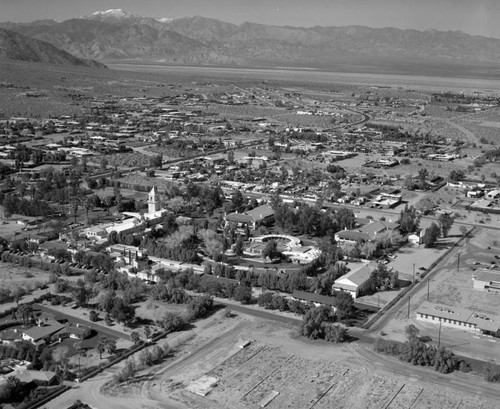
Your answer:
157;312;184;332
104;314;112;326
484;361;500;382
89;310;99;322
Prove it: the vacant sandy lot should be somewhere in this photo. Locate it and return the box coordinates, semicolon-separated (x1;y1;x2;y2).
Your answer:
42;302;500;409
141;317;497;409
0;262;50;298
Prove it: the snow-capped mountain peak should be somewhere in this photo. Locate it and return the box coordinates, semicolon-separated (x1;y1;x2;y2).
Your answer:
83;9;140;23
90;9;136;18
83;9;173;25
156;17;173;23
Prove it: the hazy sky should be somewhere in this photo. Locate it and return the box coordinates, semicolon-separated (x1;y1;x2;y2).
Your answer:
1;0;499;38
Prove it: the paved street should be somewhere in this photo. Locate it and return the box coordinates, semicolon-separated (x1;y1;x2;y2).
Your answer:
37;304;132;341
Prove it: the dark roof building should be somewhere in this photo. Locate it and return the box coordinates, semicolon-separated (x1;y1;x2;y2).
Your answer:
225;205;274;231
335;220;399;243
291;290;338;309
21;321;66;346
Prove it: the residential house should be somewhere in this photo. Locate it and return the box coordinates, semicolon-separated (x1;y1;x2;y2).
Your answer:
14;369;57;386
335;220;400;244
225;205;274;232
408;230;424;246
57;325;92;341
282;246;321;264
486;190;500;200
0;329;23;345
467;190;483;198
21;320;66;347
371;193;402;208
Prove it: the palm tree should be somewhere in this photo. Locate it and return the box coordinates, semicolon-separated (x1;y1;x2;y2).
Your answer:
96;337;107;359
84;198;93;225
18;304;33;326
71;198;79;225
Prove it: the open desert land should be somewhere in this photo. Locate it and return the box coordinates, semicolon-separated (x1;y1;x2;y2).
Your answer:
47;308;500;409
109;63;500;93
0;262;51;297
4;59;500;123
375;227;500;362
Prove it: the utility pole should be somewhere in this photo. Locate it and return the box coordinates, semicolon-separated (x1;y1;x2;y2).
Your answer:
457;254;460;272
438;320;442;348
407;296;410;319
427;278;430;301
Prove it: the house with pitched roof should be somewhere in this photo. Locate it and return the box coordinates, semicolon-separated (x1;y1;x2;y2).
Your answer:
21;320;66;347
11;369;57;386
332;262;376;299
335;220;400;244
225;204;274;232
0;329;23;345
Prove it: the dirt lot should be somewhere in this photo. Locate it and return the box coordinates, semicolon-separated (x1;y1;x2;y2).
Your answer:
143;318;497;409
0;262;50;297
43;303;500;409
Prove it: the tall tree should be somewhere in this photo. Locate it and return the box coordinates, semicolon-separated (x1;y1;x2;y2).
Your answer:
262;240;282;261
233;236;245;256
105;338;117;355
300;306;332;340
398;205;420;235
438;213;455;238
96;337;107;359
418;168;429;184
423;223;440;248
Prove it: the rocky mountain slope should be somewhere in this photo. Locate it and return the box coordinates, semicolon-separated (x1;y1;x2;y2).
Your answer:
0;27;106;67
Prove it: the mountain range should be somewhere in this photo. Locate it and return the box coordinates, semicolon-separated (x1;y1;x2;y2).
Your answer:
0;27;106;68
2;9;500;74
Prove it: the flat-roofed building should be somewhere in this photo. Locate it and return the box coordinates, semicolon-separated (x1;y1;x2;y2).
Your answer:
416;301;500;336
472;270;500;293
291;290;338;309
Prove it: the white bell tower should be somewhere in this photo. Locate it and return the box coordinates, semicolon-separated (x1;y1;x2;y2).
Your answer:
148;186;160;214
